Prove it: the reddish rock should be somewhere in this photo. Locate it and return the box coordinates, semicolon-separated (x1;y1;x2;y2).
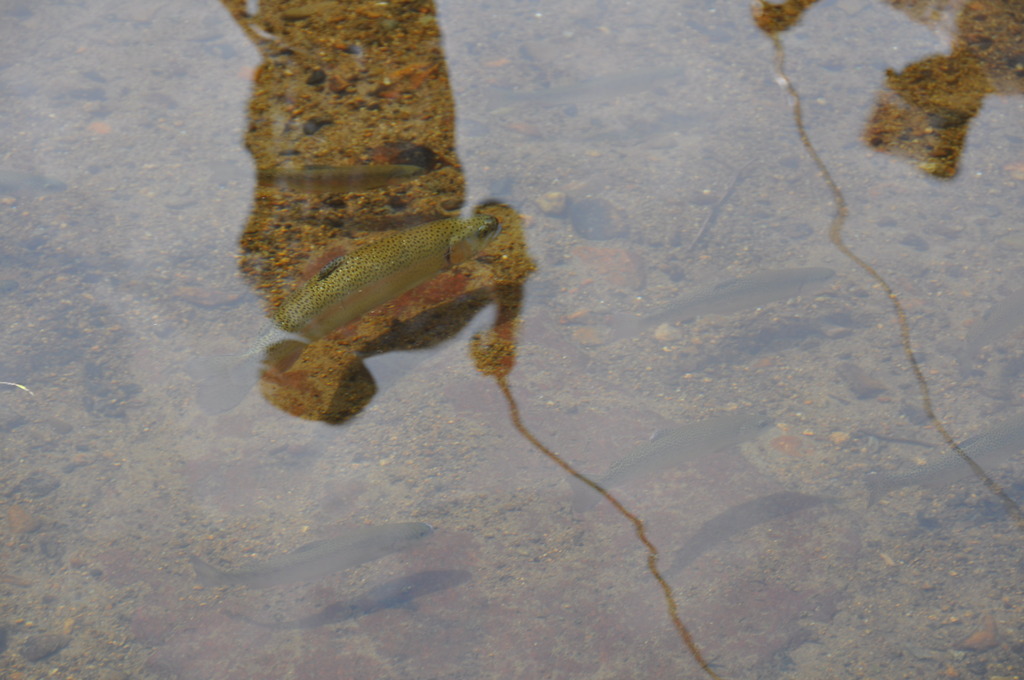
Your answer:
570;245;646;290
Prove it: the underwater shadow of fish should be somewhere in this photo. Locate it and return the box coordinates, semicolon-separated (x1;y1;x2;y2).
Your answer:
234;569;472;630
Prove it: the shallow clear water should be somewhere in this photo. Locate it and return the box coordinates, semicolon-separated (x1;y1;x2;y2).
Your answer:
2;0;1024;678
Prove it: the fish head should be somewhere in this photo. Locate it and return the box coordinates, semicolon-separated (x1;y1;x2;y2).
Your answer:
447;215;501;265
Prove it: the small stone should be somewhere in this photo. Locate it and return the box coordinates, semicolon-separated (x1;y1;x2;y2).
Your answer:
653;323;682;342
20;633;70;662
828;431;850;445
536;191;566;216
570;245;646;290
7;504;41;534
955;612;999;651
835;361;887;399
327;74;352;94
572;326;608;347
305;69;326;86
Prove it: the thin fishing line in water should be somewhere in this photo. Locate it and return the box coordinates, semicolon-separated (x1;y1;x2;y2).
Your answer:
763;30;1024;529
491;375;725;680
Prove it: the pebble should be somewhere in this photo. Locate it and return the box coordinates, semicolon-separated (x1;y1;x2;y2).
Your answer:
535;191;566;216
769;434;809;457
570;245;646;290
653;323;682;342
7;504;41;533
20;633;70;662
835;361;887;399
955;612;999;651
572;326;608;347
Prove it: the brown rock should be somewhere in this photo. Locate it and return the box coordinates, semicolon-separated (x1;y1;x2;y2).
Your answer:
7;504;41;533
571;326;608;347
570;245;646;290
20;633;70;662
956;612;999;651
836;361;887;399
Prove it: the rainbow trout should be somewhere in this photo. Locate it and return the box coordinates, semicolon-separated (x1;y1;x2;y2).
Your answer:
189;215;501;413
189;522;434;588
569;413;775;512
866;412;1024;503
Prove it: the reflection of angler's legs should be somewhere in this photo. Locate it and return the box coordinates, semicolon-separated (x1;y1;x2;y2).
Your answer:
210;0;532;420
230;0;464;251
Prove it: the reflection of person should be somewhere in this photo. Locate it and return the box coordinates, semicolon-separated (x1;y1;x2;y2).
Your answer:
754;0;1024;178
209;0;533;421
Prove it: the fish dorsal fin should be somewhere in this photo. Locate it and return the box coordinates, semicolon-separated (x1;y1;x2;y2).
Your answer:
316;256;346;281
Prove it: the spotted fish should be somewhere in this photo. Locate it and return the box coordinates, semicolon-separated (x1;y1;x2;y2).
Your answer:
189;215;501;413
189;522;434;588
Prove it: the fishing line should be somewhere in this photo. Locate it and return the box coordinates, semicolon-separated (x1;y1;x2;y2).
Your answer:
470;310;723;680
493;376;724;680
764;29;1024;529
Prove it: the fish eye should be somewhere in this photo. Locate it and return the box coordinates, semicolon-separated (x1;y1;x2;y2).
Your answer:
479;216;501;239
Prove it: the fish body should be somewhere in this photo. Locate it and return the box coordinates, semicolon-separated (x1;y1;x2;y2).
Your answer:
256;164;424;194
646;267;835;326
668;492;830;574
189;522;434;588
866;412;1024;503
570;413;775;512
190;215;501;413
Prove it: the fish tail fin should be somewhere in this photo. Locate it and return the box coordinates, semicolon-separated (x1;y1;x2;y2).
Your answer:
189;555;226;586
568;474;603;513
186;353;262;415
